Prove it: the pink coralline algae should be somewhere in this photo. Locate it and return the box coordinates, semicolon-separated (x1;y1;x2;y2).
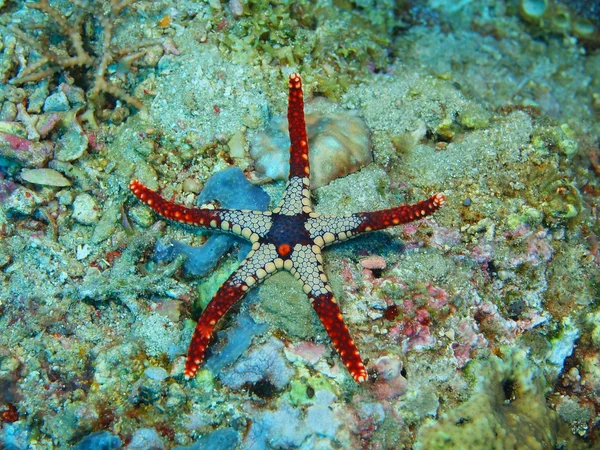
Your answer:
372;354;407;401
0;132;53;167
378;283;450;352
285;341;328;366
359;255;387;270
390;303;436;352
516;229;554;266
452;319;488;368
426;283;449;309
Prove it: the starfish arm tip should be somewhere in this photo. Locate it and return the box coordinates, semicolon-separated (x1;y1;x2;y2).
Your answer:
289;72;301;86
433;192;446;206
129;179;142;193
353;371;368;383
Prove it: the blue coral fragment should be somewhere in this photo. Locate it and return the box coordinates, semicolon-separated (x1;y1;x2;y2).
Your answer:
172;428;239;450
197;167;270;211
73;431;121;450
204;311;269;374
219;337;294;391
154;234;236;277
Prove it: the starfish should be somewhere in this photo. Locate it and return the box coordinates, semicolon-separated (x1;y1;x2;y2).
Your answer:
130;74;445;382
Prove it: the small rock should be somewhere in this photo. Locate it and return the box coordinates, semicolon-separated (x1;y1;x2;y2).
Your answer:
60;83;86;108
76;244;92;261
182;178;202;194
72;193;100;225
229;0;244;17
144;366;168;381
360;255;387;270
140;45;164;68
227;129;246;158
3;186;38;215
55;126;89;162
0;102;17;121
126;428;164;450
374;355;402;380
129;205;155;227
106;106;130;125
208;0;221;10
21;168;71;187
56;190;74;206
0;131;54;167
0;121;26;137
36;113;62;138
91;204;120;243
134;139;155;157
28;81;50;113
43;91;70;112
165;382;186;409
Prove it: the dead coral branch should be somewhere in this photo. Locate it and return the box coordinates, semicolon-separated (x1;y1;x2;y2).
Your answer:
8;0;163;110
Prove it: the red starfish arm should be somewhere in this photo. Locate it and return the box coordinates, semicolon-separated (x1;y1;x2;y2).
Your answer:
287;73;310;179
289;245;368;382
184;278;247;379
305;193;445;247
184;242;280;379
274;73;312;215
129;180;272;240
353;192;445;233
310;291;368;382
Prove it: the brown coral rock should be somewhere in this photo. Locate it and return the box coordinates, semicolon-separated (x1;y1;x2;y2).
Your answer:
251;100;372;189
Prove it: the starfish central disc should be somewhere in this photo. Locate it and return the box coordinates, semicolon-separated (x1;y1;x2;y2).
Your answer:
265;213;312;258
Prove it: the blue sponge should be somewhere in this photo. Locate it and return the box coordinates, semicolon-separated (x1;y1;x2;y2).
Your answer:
154;167;270;276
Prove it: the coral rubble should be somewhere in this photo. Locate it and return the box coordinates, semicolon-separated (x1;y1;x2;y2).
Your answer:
4;0;166;114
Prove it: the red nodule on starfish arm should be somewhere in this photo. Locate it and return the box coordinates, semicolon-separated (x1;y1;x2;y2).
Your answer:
184;279;248;379
310;292;368;382
287;73;310;179
354;192;445;233
130;179;229;228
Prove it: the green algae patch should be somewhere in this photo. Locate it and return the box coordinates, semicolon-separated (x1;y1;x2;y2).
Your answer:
286;375;337;407
196;259;240;311
414;348;578;450
253;271;322;340
193;369;215;392
531;124;579;158
506;206;544;230
457;103;492;130
540;179;583;226
215;0;394;99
